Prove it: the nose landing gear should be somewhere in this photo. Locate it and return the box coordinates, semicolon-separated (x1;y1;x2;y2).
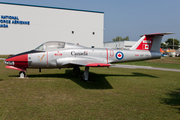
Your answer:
19;71;26;78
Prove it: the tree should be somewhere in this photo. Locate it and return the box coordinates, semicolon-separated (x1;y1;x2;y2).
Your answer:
113;36;122;41
113;36;129;41
161;43;167;48
122;36;129;40
165;38;180;49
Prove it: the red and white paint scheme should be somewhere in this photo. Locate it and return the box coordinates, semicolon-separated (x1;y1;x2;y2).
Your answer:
5;54;28;71
136;36;153;50
4;33;173;80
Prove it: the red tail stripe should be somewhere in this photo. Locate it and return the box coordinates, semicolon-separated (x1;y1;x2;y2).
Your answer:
136;35;153;50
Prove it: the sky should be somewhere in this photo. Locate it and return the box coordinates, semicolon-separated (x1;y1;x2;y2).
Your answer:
1;0;180;42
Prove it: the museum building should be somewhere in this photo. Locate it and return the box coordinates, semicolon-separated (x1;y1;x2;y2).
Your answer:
0;2;104;54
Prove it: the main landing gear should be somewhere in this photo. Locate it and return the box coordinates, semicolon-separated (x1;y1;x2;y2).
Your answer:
73;66;90;81
18;67;90;80
81;66;89;81
73;66;80;75
19;71;26;78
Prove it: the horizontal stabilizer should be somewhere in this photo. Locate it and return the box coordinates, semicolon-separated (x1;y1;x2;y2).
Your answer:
140;32;174;37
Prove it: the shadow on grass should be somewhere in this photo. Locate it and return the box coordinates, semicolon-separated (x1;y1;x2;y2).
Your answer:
162;88;180;113
0;79;3;81
9;70;158;89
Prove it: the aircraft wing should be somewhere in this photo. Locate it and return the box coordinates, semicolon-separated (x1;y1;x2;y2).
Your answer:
56;57;111;67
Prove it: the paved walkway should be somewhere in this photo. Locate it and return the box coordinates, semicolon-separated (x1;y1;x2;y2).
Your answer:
111;64;180;72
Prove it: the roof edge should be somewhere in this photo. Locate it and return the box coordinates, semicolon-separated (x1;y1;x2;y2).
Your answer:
0;2;104;14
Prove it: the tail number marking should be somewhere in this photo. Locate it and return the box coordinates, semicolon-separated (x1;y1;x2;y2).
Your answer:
109;50;114;58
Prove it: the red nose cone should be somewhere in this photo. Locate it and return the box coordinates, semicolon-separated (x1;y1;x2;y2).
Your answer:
5;54;28;68
5;54;28;61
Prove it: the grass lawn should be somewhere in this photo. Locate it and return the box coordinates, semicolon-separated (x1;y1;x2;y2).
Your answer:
0;56;180;119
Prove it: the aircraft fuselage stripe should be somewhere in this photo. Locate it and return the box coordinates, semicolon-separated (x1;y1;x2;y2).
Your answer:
106;48;108;63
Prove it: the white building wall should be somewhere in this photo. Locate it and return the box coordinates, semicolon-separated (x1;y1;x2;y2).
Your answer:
0;2;104;54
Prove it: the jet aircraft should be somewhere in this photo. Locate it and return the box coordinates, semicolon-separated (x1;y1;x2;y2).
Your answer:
4;33;173;81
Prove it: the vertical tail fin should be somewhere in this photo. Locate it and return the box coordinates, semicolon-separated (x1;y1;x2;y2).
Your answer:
130;33;174;52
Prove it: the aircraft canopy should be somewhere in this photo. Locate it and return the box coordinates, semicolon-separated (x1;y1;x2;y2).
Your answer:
35;41;85;51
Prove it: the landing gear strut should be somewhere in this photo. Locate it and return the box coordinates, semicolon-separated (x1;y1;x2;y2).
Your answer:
73;66;90;81
19;71;26;78
81;66;89;81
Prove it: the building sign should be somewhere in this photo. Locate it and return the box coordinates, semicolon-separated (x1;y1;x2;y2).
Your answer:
0;15;30;28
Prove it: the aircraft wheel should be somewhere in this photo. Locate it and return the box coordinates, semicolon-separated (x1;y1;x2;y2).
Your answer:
81;75;91;82
19;71;26;78
73;66;80;75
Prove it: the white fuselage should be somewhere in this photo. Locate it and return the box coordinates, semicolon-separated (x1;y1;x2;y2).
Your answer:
28;48;161;68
